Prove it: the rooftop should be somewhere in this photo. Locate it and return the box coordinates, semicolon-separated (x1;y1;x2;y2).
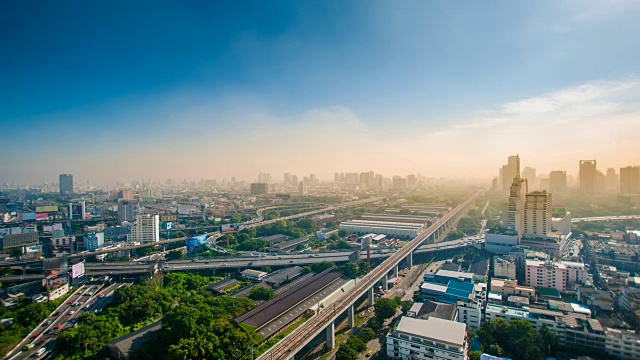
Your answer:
395;316;467;347
263;266;304;285
413;300;457;321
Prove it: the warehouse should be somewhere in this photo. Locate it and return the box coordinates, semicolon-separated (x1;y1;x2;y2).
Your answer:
339;220;424;239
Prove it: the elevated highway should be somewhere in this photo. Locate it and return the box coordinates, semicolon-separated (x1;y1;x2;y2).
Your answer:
572;215;640;222
256;190;483;360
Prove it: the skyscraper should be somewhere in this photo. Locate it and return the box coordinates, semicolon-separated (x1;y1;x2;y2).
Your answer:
59;174;73;196
407;174;417;188
605;168;618;192
284;173;291;185
521;167;537;190
549;171;567;195
117;201;140;224
500;155;520;191
620;166;640;194
579;160;597;194
507;173;527;239
524;191;552;237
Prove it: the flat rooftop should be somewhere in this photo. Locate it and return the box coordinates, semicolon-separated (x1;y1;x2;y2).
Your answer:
395;316;466;346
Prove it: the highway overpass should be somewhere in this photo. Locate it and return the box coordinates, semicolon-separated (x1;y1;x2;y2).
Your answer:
256;190;484;360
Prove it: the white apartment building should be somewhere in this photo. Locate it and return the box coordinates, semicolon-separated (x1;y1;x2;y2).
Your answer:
552;211;572;235
605;328;640;360
386;316;468;360
128;214;159;243
523;191;552;237
526;259;587;292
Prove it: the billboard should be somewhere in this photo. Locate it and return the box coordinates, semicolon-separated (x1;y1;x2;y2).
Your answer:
185;234;208;248
70;203;85;220
221;224;240;233
177;205;191;215
161;214;177;222
71;262;85;279
36;213;49;221
36;206;58;213
22;212;37;221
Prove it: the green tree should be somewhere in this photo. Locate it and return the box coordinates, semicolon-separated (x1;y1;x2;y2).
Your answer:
297;218;317;233
540;324;559;357
336;344;359;360
329;240;353;250
325;221;338;229
374;298;398;321
341;262;359;278
469;350;482;360
249;286;275;301
338;229;349;238
358;327;376;342
346;336;366;353
166;250;185;260
310;262;335;273
398;209;412;215
400;300;414;313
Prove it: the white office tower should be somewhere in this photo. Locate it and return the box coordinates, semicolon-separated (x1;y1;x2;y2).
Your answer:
506;173;528;239
128;213;160;243
524;191;552;237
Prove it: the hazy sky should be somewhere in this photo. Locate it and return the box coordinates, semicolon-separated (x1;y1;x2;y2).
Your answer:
1;1;640;185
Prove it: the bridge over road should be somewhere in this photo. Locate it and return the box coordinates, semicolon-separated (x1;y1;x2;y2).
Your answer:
256;190;484;360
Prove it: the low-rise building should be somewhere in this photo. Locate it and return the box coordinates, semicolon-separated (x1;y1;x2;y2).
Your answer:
493;256;516;279
386;316;468;360
490;278;535;299
241;269;267;282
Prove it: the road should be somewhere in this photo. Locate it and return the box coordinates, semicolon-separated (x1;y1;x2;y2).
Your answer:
256;190;483;360
7;282;126;360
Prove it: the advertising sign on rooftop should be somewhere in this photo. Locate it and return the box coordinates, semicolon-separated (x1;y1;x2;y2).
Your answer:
36;213;49;221
36;206;59;213
22;212;37;221
71;262;85;279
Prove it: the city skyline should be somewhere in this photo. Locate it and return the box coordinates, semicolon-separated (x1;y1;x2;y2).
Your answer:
1;1;640;184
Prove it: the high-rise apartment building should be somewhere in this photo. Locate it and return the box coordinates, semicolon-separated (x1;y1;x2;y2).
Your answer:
59;174;73;196
284;173;291;185
309;174;317;184
620;166;640;194
392;176;407;191
298;181;308;194
117;201;140;224
290;175;298;185
250;183;268;195
579;160;597;194
128;213;160;243
359;172;371;189
605;168;619;192
524;191;552;237
407;174;417;188
549;171;567;195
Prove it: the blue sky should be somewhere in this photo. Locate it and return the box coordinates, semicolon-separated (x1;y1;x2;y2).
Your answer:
1;1;640;184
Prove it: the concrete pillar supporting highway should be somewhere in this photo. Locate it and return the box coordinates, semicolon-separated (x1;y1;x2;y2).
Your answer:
393;264;399;278
348;305;355;328
407;252;413;268
326;321;335;350
382;273;388;290
368;287;375;306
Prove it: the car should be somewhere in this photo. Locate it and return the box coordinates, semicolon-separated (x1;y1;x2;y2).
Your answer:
366;350;373;357
56;324;62;329
33;333;40;338
69;311;75;315
98;293;104;298
289;260;294;263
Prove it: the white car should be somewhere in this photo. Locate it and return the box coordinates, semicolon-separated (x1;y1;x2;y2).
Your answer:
69;310;75;315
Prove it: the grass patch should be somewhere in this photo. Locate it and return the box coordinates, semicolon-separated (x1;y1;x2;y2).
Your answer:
255;313;313;356
239;322;258;334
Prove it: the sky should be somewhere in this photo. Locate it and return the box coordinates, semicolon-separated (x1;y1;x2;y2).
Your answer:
1;0;640;185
